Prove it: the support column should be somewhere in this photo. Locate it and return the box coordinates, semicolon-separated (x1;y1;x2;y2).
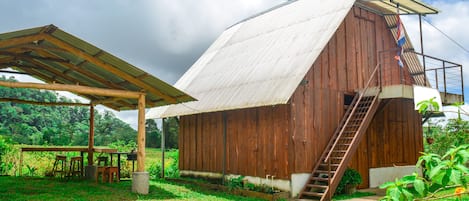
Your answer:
85;104;96;180
133;94;149;194
161;118;165;178
88;105;95;165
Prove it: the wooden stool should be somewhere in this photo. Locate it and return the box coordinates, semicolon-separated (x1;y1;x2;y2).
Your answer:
107;167;119;183
52;155;67;178
95;156;108;183
69;156;83;179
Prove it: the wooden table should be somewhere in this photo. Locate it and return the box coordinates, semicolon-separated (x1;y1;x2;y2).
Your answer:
19;146;118;177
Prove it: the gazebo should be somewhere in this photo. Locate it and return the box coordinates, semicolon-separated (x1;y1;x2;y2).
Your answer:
0;24;195;193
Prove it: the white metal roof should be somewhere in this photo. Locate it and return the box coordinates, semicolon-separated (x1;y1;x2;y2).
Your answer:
146;0;355;119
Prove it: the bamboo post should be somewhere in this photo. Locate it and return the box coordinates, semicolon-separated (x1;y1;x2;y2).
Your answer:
137;94;146;172
19;150;23;176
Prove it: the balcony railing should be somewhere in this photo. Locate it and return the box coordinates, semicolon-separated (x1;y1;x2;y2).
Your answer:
413;52;464;104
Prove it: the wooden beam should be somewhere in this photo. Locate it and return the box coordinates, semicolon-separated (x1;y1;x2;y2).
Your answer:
0;80;143;99
137;94;146;172
0;34;46;49
0;98;90;107
43;35;177;104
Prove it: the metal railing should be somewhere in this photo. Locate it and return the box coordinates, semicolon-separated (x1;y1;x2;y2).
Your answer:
414;52;464;103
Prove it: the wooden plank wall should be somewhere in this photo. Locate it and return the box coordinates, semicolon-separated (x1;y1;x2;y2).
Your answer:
289;7;418;175
349;99;423;188
179;105;291;179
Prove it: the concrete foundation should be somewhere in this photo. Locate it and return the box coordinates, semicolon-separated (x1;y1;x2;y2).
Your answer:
369;165;417;188
85;165;97;180
291;173;311;197
132;172;149;194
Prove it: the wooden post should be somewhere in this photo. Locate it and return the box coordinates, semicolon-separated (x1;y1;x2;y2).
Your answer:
161;118;165;178
88;105;95;165
137;94;146;172
19;150;23;176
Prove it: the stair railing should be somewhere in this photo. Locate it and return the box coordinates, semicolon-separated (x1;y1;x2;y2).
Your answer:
323;62;382;163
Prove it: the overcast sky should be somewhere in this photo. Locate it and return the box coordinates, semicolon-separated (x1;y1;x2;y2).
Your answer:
0;0;468;129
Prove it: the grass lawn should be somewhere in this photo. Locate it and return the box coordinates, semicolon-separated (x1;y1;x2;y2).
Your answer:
0;176;266;201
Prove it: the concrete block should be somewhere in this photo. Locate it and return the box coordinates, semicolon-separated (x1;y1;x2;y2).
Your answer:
132;172;149;194
85;165;97;180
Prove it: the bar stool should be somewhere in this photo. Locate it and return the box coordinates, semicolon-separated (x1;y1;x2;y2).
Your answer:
52;155;67;179
107;166;119;183
95;156;108;183
69;156;83;179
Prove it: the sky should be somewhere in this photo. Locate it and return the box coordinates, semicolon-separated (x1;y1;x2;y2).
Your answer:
0;0;468;129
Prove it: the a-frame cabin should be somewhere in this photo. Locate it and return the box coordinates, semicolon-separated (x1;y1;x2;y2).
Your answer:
147;0;464;200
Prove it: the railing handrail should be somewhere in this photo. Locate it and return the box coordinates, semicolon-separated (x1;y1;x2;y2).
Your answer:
324;63;381;163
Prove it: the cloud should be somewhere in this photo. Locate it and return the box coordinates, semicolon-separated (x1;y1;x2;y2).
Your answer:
0;0;284;129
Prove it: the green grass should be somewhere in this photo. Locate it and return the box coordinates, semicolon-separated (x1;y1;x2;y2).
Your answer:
333;191;375;200
0;176;266;201
14;146;174;177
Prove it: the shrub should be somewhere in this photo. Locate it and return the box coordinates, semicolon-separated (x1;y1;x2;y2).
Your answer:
148;150;179;179
335;168;362;195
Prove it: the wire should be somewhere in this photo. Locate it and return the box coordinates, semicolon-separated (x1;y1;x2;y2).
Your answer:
423;17;469;54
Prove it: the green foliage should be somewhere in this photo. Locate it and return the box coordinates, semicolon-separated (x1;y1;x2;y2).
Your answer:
417;97;440;114
163;117;179;149
108;140;136;152
0;136;13;175
146;119;162;148
380;144;469;201
336;168;363;195
148;150;180;179
227;175;245;190
0;76;136;146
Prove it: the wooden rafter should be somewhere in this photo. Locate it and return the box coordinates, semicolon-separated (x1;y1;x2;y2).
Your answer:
0;98;90;107
0;80;144;99
0;34;46;49
43;35;178;104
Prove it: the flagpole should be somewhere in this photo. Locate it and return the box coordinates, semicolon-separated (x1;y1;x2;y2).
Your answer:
397;3;404;83
419;14;427;86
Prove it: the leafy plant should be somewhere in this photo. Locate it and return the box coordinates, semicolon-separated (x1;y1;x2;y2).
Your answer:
336;168;362;195
227;175;245;190
26;164;37;176
417;97;440;114
148;150;179;179
380;144;469;200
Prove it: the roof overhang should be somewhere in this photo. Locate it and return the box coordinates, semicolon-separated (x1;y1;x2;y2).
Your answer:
0;25;195;110
356;0;439;15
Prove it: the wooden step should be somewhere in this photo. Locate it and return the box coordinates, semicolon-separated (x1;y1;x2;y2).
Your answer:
310;176;329;182
306;184;328;189
301;191;325;197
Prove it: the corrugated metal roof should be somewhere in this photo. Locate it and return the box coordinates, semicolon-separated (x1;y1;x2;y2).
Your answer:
384;16;429;86
0;25;195;110
356;0;438;15
146;0;355;118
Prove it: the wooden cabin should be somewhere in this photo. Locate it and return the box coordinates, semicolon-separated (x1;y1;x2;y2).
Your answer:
147;0;464;199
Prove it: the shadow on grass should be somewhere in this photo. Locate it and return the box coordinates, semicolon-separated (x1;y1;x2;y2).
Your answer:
158;178;265;201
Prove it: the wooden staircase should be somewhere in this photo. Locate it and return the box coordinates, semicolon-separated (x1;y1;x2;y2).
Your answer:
298;64;382;201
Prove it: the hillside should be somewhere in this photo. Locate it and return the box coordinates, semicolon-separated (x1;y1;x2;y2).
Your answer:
0;75;136;146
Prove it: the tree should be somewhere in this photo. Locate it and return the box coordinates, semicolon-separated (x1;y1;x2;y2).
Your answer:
145;119;161;148
0;75;137;146
163;117;179;149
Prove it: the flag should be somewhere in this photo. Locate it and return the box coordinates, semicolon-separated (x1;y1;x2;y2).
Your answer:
394;5;406;67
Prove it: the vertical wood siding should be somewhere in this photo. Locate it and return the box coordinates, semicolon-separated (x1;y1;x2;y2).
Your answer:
349;99;423;188
179;105;291;179
289;7;420;179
